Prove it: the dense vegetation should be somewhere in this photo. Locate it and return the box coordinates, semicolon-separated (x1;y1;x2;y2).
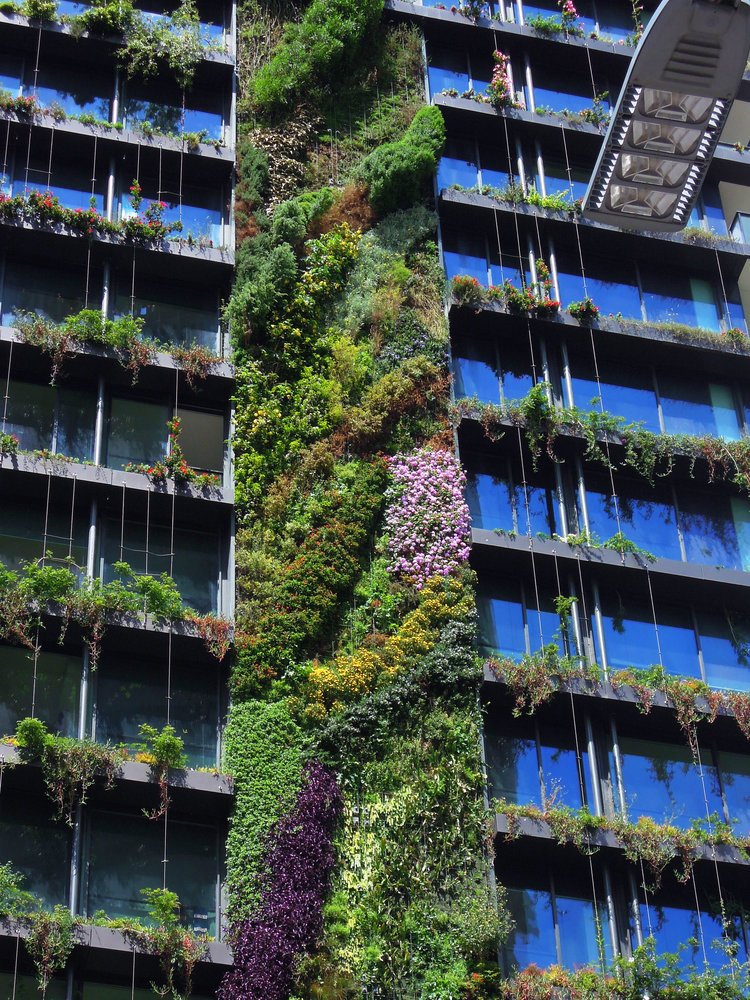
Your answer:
222;2;504;996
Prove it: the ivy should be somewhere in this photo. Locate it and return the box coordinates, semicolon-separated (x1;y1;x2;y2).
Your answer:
222;701;304;923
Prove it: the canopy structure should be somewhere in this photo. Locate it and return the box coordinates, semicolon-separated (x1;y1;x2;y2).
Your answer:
582;0;750;231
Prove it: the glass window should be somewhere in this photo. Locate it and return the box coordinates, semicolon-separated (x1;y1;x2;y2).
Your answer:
477;580;570;658
465;464;515;533
4;380;96;460
93;656;220;768
642;272;720;331
0;52;23;95
678;491;750;571
101;519;221;614
616;736;721;828
696;608;750;691
0;974;65;1000
107;397;170;471
2;260;97;326
479;140;514;191
503;869;611;971
119;176;224;246
596;591;701;678
0;797;70;907
569;358;660;432
0;501;88;570
437;137;478;192
485;724;541;805
17;154;107;214
465;455;559;536
556;257;641;319
592;0;633;38
113;276;220;351
123;81;224;142
541;158;589;200
478;581;526;658
499;346;534;402
427;46;469;97
176;407;224;474
452;337;500;404
639;897;745;971
717;751;750;829
443;231;488;284
659;375;740;439
28;63;111;119
531;66;607;115
0;646;80;738
583;474;681;560
84;811;218;934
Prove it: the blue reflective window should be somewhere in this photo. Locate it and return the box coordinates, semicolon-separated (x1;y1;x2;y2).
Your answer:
583;476;681;560
18;157;107;214
500;348;534;402
123;82;224;142
452;338;500;403
489;256;526;290
557;259;641;318
515;474;560;537
640;901;746;972
642;273;720;330
616;737;722;829
597;593;701;678
540;733;592;808
31;65;111;119
696;609;750;691
541;159;589;200
427;46;469;97
531;67;608;115
0;52;22;95
437;138;478;191
477;583;565;658
504;876;611;971
477;583;526;658
487;735;540;805
678;492;750;572
593;0;633;38
700;183;728;236
443;231;488;284
569;359;660;432
659;375;740;440
465;468;515;532
504;885;559;970
480;141;515;191
718;751;750;829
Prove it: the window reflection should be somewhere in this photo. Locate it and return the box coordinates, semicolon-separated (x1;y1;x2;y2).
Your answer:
0;646;80;738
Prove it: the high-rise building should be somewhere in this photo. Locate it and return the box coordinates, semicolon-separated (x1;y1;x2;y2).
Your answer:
0;2;236;998
403;0;750;981
3;0;750;995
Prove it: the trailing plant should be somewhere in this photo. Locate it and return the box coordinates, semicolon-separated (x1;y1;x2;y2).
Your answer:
137;723;187;820
488;50;515;109
25;905;74;997
14;716;125;825
171;344;222;388
137;888;208;1000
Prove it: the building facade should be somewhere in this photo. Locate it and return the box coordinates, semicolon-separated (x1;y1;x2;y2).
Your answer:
397;0;750;979
0;1;236;997
2;0;750;995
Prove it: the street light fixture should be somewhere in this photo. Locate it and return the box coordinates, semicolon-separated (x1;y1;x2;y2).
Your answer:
582;0;750;231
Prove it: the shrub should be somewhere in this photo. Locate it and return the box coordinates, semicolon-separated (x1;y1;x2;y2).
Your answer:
252;0;384;113
358;106;446;215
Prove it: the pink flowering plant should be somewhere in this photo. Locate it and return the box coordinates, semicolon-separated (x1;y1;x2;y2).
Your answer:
384;449;472;590
488;50;515;109
558;0;581;29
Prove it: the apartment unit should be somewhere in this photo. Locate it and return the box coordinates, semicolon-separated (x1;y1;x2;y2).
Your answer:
0;1;236;996
388;0;750;978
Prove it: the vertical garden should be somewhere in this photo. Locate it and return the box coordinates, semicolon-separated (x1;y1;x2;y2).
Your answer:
222;0;505;995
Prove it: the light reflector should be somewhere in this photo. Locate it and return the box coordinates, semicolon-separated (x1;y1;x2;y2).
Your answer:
582;0;750;232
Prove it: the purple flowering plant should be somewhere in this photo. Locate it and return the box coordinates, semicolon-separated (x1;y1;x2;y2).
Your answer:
218;762;342;1000
385;448;472;590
